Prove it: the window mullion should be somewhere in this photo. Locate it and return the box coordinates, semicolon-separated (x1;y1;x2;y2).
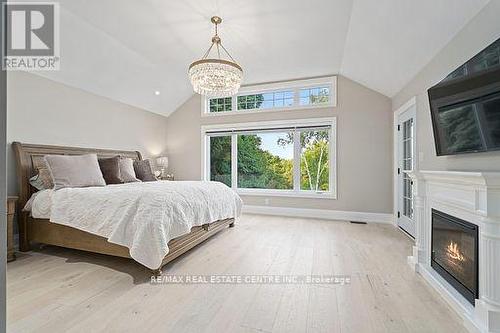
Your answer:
205;135;210;181
232;96;237;112
293;87;300;107
231;134;238;189
293;130;301;191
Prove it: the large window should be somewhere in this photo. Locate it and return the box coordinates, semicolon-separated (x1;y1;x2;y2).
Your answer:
203;118;336;198
203;77;336;115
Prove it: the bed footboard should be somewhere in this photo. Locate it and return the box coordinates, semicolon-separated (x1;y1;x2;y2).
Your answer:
26;217;234;273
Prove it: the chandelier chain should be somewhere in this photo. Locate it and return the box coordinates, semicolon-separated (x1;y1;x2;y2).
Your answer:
219;43;236;63
202;42;214;59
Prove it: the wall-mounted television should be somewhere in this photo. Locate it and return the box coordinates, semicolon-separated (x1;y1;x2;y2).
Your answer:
428;38;500;156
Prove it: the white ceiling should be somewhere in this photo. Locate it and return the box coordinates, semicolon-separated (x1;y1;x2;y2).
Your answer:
24;0;489;116
341;0;490;97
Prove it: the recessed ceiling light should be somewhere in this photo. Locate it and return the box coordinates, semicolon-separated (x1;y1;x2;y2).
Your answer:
154;91;160;95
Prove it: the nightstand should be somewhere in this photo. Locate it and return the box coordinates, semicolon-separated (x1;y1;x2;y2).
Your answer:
7;196;18;262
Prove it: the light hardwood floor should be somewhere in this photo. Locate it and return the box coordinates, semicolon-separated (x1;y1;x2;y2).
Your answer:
7;214;467;333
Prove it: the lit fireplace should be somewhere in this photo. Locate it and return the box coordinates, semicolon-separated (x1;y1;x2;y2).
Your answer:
431;209;478;305
446;241;465;262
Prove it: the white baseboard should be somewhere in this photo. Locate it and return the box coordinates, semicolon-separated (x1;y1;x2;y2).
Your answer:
242;205;393;224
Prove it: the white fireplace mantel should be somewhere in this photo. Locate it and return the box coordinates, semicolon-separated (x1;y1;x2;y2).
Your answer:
407;170;500;333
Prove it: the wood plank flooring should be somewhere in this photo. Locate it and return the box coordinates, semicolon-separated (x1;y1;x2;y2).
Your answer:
7;214;468;333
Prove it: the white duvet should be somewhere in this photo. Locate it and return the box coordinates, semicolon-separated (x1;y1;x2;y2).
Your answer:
26;181;242;269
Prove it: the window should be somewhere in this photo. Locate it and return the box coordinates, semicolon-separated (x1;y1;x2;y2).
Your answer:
209;97;232;113
237;91;294;110
203;118;336;198
204;76;336;115
299;86;330;106
300;129;330;191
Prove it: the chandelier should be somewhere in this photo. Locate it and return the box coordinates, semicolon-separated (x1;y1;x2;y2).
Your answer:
188;16;243;97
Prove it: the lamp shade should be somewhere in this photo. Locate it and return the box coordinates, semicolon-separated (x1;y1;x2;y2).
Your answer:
156;156;169;168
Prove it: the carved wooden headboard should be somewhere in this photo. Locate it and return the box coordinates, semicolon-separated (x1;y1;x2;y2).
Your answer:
12;142;142;210
12;142;142;252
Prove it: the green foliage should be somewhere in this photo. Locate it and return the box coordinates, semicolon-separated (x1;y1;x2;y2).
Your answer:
237;135;292;189
209;97;232;113
210;130;330;192
309;90;329;104
300;138;329;191
210;136;231;186
237;94;264;110
277;130;329;147
276;130;330;191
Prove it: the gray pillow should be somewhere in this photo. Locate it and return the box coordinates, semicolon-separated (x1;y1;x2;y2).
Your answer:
98;156;122;184
45;154;106;190
133;159;157;182
119;157;140;183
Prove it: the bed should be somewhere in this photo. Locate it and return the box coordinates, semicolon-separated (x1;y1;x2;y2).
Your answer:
13;142;241;275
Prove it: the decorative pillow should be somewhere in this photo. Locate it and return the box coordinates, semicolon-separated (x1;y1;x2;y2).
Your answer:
119;157;140;183
133;159;157;182
29;168;54;191
98;156;122;184
44;154;106;190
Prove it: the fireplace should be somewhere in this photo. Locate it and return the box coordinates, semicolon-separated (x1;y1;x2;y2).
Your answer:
407;171;500;332
431;209;479;305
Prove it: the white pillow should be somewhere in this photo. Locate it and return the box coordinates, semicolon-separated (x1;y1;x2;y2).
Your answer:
45;154;106;190
119;158;140;183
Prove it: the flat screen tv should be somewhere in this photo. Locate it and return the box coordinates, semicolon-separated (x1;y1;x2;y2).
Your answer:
428;38;500;156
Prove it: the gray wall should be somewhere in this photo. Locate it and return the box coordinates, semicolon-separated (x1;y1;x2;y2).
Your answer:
7;72;169;196
392;0;500;171
166;76;393;214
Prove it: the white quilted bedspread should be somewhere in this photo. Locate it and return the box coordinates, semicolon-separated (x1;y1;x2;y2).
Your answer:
28;181;242;269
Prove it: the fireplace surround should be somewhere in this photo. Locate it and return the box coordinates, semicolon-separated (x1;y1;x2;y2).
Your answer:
406;171;500;333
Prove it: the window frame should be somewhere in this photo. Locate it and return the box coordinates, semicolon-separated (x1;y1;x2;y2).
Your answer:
201;117;337;199
201;76;337;117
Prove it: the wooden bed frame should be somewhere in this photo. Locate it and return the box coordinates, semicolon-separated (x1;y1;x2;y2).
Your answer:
12;142;235;275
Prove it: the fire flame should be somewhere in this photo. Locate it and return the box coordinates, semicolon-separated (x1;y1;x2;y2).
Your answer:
446;241;465;262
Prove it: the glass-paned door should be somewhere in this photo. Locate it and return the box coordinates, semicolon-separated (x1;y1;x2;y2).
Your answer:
398;108;416;237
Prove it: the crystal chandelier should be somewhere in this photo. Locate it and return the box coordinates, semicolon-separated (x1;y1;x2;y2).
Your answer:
188;16;243;97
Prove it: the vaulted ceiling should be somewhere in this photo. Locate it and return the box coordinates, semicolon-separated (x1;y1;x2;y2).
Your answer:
28;0;490;116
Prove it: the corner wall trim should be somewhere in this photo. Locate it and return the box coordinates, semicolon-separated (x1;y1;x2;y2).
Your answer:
242;205;394;224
